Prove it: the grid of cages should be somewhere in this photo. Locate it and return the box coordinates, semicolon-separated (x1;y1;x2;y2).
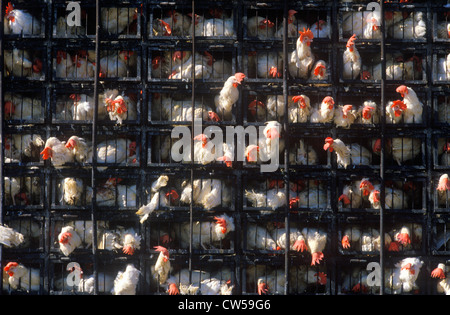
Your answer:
2;0;450;296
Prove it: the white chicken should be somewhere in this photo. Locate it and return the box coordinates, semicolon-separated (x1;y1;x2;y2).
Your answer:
99;52;130;78
310;59;328;81
190;13;234;37
339;181;364;209
289;139;318;166
437;18;450;39
303;228;327;266
4;49;40;77
77;272;115;294
247;16;275;39
431;263;450;295
214;72;246;120
341;226;361;250
385;257;423;294
389;11;426;40
153;246;171;285
118;227;141;255
334;104;357;128
103;89;137;124
395;85;423;124
40;137;74;166
3;262;40;292
295;182;328;210
168;52;213;80
273;226;308;252
54;50;74;78
4;177;20;206
4;93;42;121
59;177;84;206
288;94;311;123
58;225;82;256
275;10;307;38
255;51;283;79
289;28;315;79
0;224;24;248
256;269;286;295
343;34;361;80
136;188;177;224
310;20;330;39
323;137;372;168
310;96;335;123
111;264;140;295
391;137;421;166
342;11;381;39
437;53;450;81
245;224;278;251
4;2;41;35
245;188;286;210
436;174;450;208
152;10;191;37
101;7;137;35
357;100;379;124
71;53;96;78
179;214;235;250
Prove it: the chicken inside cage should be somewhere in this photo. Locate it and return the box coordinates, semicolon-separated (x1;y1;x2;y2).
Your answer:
190;8;235;37
435;11;450;40
54;5;94;37
39;135;138;166
384;257;424;294
4;92;43;121
340;222;422;253
3;2;42;36
101;6;138;36
339;264;380;295
244;262;327;295
4;48;43;78
150;8;192;37
4;133;44;164
289;138;323;166
435;52;450;81
436;95;450;124
323;137;377;168
4;175;41;206
436;173;450;209
2;261;41;292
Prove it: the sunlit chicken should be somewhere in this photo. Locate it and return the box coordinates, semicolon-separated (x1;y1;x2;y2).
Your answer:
111;264;140;295
136;188;176;224
153;10;191;37
289;95;311;123
153;246;171;285
391;137;421;165
58;225;82;256
59;177;84;206
334;104;357;128
310;96;335;123
54;50;74;78
4;48;41;77
4;177;20;206
357;100;379;124
343;34;361;80
40;137;74;166
303;227;327;266
256;269;286;295
431;263;450;295
389;11;426;39
310;19;330;38
179;214;235;249
275;10;307;38
214;72;245;120
247;16;275;38
103;89;137;124
3;262;40;291
342;11;381;39
99;52;130;78
190;13;234;37
273;226;308;252
436;174;450;208
255;52;283;79
4;2;41;35
70;52;96;78
69;93;108;121
169;52;213;80
77;272;115;294
323;137;372;168
180;178;231;210
395;85;423;124
362;55;419;81
0;224;24;248
289;28;315;79
295;181;328;210
245;187;286;210
289;139;318;166
341;226;361;250
385;257;423;294
339;181;364;209
310;59;328;81
101;7;137;34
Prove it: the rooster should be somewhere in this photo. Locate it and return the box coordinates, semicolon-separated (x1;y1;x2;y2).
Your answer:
179;214;234;250
247;16;275;38
40;137;74;166
111;264;140;295
289;95;311;123
4;2;41;35
289;28;315;79
3;262;40;291
310;96;335;123
323;137;372;168
334;104;357;128
343;34;361;80
153;246;171;285
101;7;137;35
214;72;245;121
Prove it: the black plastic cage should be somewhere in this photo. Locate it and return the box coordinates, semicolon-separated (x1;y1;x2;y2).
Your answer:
1;0;450;295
